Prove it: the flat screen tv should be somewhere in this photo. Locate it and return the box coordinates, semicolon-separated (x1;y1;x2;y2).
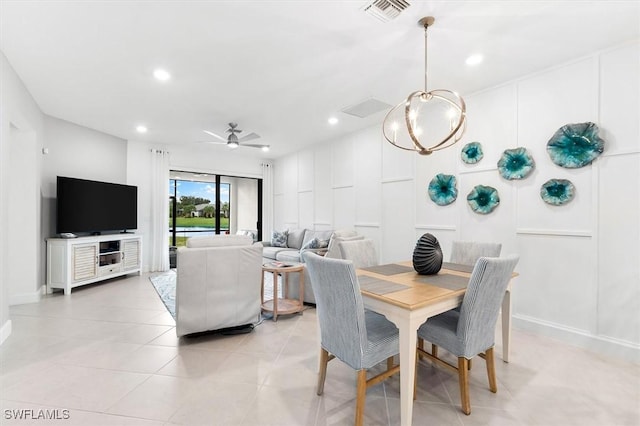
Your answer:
56;176;138;235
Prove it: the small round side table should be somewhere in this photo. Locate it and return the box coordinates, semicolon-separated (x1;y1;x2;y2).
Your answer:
261;262;305;321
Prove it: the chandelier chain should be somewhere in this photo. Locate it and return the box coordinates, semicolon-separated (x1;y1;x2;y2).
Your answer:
424;24;428;93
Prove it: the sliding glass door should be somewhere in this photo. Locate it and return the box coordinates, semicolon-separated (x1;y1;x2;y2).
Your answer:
169;171;262;247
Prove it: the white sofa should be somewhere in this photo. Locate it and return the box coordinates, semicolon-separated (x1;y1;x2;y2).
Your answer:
176;234;262;337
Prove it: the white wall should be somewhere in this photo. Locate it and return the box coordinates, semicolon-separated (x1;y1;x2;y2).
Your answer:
7;126;39;305
41;116;128;192
273;41;640;361
0;51;44;342
215;176;259;235
41;116;129;238
233;177;259;233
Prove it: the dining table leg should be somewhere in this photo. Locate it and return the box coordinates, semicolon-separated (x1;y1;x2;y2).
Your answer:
398;319;418;426
380;311;422;426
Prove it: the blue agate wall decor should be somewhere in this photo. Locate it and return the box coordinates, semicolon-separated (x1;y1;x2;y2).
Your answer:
461;142;483;164
428;173;458;206
497;147;535;180
467;185;500;214
547;122;605;168
540;179;575;206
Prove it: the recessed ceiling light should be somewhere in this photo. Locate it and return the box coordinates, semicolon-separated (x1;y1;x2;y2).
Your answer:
328;117;338;125
261;146;270;152
136;125;148;133
465;54;483;66
153;68;171;81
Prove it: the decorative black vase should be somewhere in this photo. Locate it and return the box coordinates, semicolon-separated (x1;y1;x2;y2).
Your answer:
412;233;443;275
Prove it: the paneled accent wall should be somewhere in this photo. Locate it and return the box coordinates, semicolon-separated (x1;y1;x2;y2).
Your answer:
273;42;640;360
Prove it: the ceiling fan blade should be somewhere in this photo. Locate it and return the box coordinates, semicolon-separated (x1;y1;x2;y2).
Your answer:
243;143;270;149
203;130;226;141
238;132;260;142
196;140;226;145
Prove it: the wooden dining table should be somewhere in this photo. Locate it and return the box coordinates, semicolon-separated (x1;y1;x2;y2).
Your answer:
356;261;517;426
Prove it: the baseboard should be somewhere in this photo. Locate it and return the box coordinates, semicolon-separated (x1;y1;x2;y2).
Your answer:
0;319;12;345
8;286;42;306
513;314;640;363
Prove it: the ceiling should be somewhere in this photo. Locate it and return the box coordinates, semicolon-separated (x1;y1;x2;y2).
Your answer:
1;1;638;158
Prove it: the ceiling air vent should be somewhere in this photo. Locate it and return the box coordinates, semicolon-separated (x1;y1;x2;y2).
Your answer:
342;98;393;118
362;0;410;22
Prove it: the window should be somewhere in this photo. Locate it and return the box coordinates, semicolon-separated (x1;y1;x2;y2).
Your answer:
168;171;262;247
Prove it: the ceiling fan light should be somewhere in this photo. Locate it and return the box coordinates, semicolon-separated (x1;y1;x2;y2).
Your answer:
203;122;263;150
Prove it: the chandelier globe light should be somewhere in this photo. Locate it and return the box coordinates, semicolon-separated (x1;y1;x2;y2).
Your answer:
382;16;467;155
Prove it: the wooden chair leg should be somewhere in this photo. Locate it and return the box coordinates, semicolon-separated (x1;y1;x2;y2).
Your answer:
485;347;497;393
468;358;472;370
317;348;329;395
431;344;438;357
355;369;367;426
387;356;394;370
458;357;471;415
418;337;424;350
414;350;418;400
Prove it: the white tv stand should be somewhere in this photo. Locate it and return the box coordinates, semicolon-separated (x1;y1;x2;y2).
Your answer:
46;234;142;295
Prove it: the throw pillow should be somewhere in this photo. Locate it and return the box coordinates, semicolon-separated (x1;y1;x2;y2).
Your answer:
271;230;288;248
301;229;333;248
302;237;330;250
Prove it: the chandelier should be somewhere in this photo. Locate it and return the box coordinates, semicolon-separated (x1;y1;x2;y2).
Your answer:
382;17;466;155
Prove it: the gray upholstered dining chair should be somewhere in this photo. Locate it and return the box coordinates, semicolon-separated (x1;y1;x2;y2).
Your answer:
338;238;379;268
449;241;502;266
416;255;519;415
442;241;502;320
302;251;399;426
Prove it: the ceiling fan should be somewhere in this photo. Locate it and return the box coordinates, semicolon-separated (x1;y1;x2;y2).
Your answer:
202;122;270;151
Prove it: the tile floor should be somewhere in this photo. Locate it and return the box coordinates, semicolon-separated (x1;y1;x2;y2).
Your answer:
1;273;639;425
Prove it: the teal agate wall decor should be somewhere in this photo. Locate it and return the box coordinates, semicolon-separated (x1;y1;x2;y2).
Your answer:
467;185;500;214
461;141;483;164
540;178;575;206
498;147;535;180
412;233;443;275
547;122;605;168
428;173;458;206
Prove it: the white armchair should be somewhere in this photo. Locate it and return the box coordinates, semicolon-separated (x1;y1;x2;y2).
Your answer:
176;235;262;337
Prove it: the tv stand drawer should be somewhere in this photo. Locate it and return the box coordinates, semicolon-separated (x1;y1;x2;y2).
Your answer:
99;264;123;276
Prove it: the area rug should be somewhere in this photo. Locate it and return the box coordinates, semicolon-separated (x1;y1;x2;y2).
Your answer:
149;270;177;319
149;270;280;321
